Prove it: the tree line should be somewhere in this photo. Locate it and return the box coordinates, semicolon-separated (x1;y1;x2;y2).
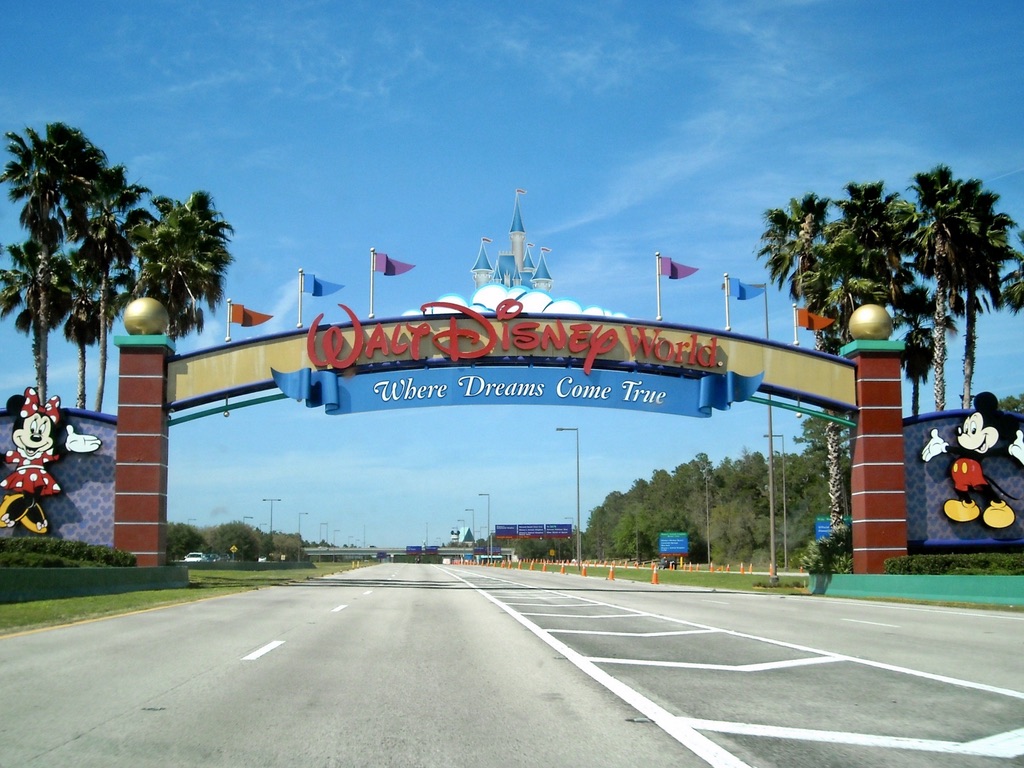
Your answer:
1;122;234;410
756;169;1024;530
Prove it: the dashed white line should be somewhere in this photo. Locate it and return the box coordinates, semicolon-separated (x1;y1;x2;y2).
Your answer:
331;604;349;613
362;590;374;596
241;640;285;661
842;618;899;628
550;629;717;638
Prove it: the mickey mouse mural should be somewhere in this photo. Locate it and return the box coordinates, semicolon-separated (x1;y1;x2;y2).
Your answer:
921;392;1024;529
0;387;101;534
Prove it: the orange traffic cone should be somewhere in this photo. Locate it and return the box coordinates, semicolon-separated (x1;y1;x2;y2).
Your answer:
608;565;615;581
582;563;588;577
560;563;566;574
651;566;660;585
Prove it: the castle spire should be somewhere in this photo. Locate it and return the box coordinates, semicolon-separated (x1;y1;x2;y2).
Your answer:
510;189;526;272
472;238;494;289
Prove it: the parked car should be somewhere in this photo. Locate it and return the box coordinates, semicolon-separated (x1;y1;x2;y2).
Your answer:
183;552;204;562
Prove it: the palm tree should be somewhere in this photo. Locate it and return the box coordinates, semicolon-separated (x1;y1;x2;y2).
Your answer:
758;193;832;307
909;165;988;412
758;194;854;528
1;123;106;398
893;285;937;417
132;191;234;339
76;164;152;411
829;181;916;308
0;241;72;381
1002;233;1024;313
59;249;101;408
955;187;1015;408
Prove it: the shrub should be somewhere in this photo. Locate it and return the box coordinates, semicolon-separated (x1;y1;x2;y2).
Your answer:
0;538;136;567
800;524;852;575
884;552;1024;575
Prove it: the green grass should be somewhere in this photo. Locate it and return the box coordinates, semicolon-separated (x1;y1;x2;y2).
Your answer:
515;563;810;594
0;561;358;637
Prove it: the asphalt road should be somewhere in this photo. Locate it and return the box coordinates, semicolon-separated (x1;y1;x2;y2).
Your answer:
2;563;1022;767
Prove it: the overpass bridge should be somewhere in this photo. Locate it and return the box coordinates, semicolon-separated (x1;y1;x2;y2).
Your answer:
303;546;510;563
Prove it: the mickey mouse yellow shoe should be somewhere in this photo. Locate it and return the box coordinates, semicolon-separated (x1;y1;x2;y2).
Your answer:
982;501;1014;529
943;499;980;522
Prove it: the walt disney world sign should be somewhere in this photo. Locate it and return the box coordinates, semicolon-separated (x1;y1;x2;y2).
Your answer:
165;299;858;420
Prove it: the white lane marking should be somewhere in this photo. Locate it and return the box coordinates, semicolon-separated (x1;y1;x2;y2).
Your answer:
331;604;349;613
702;599;731;605
590;655;842;672
445;566;1024;759
362;590;373;596
550;629;717;638
464;570;1024;701
519;612;633;619
241;640;285;661
842;618;899;627
684;719;1024;758
442;568;754;768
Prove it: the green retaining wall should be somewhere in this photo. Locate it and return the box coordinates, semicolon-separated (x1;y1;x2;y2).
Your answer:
817;574;1024;606
0;566;189;604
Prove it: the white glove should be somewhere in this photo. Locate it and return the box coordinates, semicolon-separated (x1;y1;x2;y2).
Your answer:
65;424;101;453
921;428;947;462
1009;429;1024;465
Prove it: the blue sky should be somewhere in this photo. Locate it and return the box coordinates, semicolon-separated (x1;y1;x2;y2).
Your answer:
2;1;1023;547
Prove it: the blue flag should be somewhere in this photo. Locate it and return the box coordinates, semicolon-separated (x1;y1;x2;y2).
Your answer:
730;280;764;300
303;274;344;297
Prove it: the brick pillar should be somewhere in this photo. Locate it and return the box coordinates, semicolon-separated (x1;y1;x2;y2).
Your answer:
842;339;907;574
114;334;174;566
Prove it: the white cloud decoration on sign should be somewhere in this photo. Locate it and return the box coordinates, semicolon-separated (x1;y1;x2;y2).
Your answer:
406;285;627;318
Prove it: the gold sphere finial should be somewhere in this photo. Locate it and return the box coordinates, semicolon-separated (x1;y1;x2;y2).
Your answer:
123;297;169;335
848;304;893;341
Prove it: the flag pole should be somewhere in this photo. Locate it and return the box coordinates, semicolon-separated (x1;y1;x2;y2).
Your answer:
723;273;731;331
763;288;778;587
655;252;663;321
792;303;799;346
225;298;232;343
298;268;304;328
369;247;376;319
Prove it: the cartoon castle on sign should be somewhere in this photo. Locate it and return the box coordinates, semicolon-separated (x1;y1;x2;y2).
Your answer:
470;192;554;293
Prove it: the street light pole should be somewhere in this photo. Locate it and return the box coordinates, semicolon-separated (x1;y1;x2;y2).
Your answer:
298;511;308;561
764;421;778;586
765;433;789;571
703;466;712;566
262;498;280;536
478;493;490;563
556;427;582;571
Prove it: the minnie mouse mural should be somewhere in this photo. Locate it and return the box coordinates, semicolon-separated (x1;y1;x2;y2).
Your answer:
0;387;101;534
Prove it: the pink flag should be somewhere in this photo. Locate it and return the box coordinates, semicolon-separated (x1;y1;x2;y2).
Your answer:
659;255;698;280
373;252;415;276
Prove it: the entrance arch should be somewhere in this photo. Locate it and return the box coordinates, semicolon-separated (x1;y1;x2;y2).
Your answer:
114;300;904;571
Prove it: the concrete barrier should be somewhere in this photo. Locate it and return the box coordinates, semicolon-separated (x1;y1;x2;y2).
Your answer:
818;574;1024;607
0;566;189;604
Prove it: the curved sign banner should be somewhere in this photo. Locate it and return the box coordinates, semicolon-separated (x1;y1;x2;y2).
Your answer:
165;300;858;417
271;364;763;418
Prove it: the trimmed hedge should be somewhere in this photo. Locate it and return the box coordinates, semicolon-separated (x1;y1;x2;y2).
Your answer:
0;537;136;568
885;552;1024;576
